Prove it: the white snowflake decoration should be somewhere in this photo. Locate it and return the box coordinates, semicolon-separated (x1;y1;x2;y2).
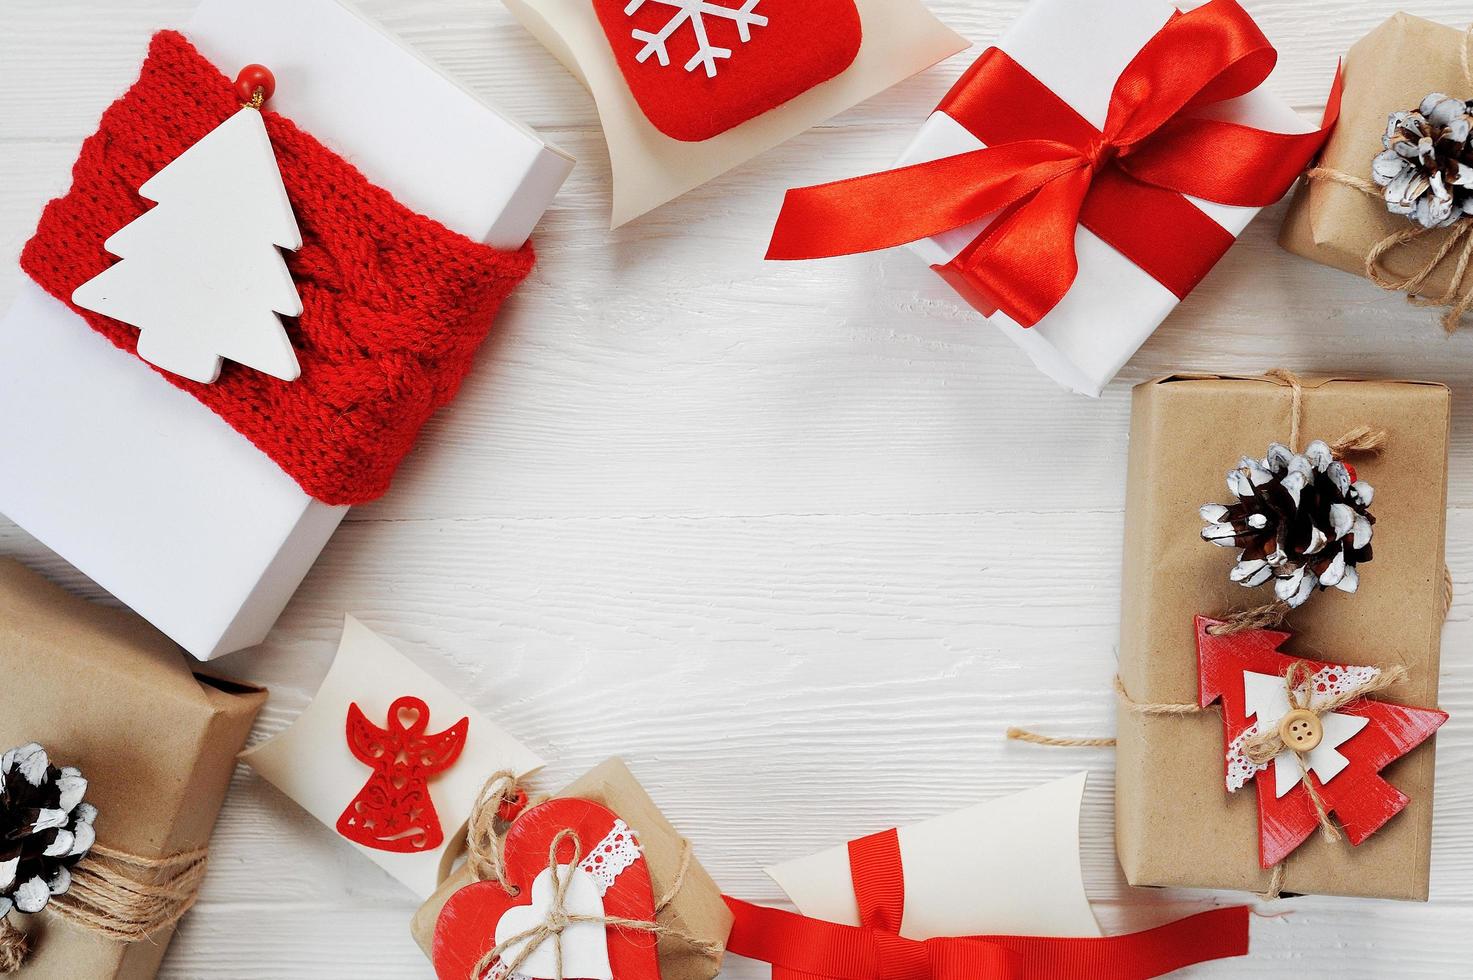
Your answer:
625;0;768;78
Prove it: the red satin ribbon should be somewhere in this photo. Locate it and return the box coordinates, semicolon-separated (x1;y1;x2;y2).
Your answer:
766;0;1340;327
724;828;1252;980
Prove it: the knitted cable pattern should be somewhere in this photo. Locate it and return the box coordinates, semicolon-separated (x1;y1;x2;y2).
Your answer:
21;31;536;505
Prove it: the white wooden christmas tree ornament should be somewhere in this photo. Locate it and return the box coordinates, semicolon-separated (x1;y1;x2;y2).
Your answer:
71;66;303;385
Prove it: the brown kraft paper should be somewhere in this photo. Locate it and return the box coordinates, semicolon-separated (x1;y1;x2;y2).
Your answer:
1281;13;1472;298
1116;374;1449;900
413;757;732;979
0;560;267;979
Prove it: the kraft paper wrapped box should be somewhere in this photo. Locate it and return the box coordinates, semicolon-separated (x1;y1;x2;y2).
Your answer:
894;0;1315;397
1281;14;1470;301
0;559;267;978
0;0;572;661
412;758;732;980
1116;375;1450;900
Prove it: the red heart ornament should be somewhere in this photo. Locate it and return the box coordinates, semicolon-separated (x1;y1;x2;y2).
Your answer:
593;0;863;142
433;798;660;980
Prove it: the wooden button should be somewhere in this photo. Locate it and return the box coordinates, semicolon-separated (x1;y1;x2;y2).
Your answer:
1279;709;1323;752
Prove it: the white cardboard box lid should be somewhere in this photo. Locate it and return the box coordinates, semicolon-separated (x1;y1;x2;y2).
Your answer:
189;0;574;250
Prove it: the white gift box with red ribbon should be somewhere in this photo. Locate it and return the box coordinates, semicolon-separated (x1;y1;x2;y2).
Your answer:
896;0;1313;397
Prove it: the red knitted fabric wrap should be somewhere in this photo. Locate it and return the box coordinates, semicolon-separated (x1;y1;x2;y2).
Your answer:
21;31;536;505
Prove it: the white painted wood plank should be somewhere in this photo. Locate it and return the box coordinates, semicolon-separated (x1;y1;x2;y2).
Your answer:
9;148;1473;521
4;0;1473;977
6;506;1473;977
2;1;1467;139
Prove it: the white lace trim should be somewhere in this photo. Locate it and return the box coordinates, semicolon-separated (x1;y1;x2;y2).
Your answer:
579;819;642;895
486;820;644;980
1225;725;1262;793
1225;663;1381;793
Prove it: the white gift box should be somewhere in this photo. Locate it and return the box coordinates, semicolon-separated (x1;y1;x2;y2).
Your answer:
0;0;573;660
896;0;1312;397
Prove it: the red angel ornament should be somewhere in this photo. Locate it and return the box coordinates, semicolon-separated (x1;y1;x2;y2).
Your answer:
337;696;469;853
1196;617;1447;868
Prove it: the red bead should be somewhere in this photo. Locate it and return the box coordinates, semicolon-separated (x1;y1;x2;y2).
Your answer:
233;64;276;104
497;788;529;824
1344;462;1358;483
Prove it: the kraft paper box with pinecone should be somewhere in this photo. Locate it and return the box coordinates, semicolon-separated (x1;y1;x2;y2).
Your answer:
411;758;732;980
1115;374;1451;901
1281;13;1473;331
0;560;266;978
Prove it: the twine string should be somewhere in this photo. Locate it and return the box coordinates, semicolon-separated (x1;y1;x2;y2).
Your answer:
465;770;524;896
1239;661;1409;767
1004;676;1204;747
1304;25;1473;332
468;829;721;980
1260;863;1288;903
0;923;25;975
0;842;209;974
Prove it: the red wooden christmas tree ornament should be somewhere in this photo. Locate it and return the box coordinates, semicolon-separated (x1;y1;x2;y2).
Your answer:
1195;617;1447;868
337;696;469;853
593;0;863;141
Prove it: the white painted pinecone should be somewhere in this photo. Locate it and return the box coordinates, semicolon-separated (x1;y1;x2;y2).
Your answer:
1373;93;1473;230
0;744;96;918
1200;441;1375;609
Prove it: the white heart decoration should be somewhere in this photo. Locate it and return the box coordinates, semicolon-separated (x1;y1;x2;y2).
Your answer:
71;106;304;384
493;864;614;980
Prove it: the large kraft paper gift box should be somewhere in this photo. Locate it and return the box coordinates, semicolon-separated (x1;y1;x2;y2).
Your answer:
1115;374;1450;900
412;758;732;980
1281;13;1469;298
0;560;266;978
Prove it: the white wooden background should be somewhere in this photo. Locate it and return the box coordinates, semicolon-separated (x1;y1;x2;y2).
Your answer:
3;1;1472;976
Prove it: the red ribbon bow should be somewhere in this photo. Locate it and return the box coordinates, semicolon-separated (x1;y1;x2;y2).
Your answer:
724;828;1250;980
766;0;1340;327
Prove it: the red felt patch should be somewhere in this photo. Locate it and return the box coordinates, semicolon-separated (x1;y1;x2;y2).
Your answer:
1196;618;1448;868
593;0;863;142
337;696;469;853
433;798;659;980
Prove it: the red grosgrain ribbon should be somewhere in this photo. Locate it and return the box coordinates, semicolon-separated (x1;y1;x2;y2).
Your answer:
724;829;1251;980
766;0;1341;327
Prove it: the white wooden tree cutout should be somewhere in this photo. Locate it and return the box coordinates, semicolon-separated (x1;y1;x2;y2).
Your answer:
71;105;303;384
